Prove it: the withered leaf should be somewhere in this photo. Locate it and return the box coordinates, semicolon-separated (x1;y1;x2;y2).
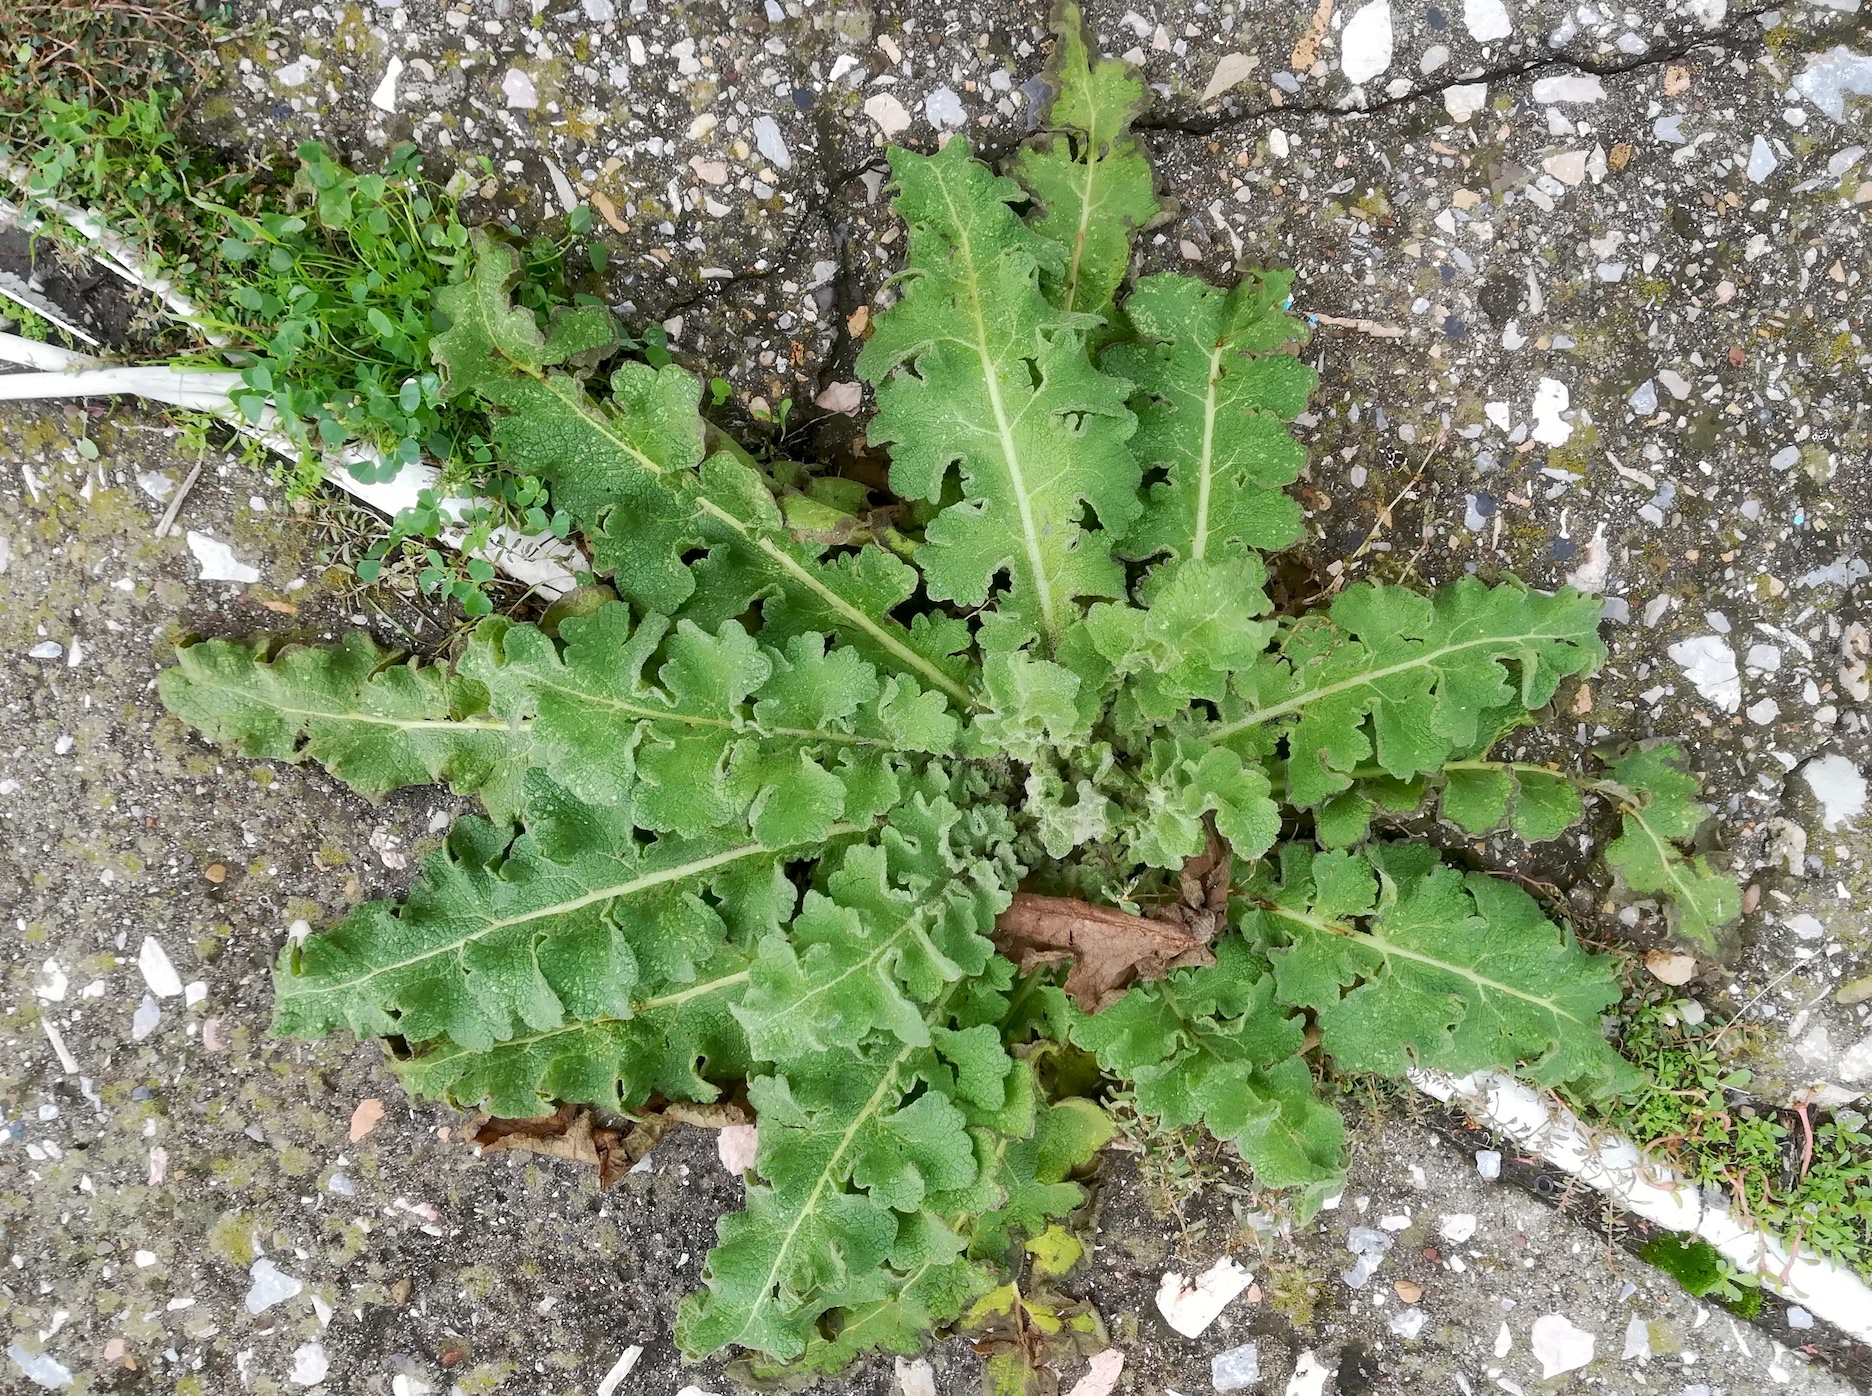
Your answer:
994;825;1232;1014
994;894;1214;1014
472;1099;751;1189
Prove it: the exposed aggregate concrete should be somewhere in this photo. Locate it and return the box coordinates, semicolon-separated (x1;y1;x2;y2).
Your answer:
4;0;1872;1388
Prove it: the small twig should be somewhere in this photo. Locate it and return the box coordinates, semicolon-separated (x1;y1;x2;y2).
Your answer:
153;459;203;538
1793;1098;1816;1182
1708;961;1806;1052
1297;429;1444;604
1304;311;1408;339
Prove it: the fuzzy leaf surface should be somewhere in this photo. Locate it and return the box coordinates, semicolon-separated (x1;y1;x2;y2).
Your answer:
858;138;1141;646
1256;844;1638;1097
432;230;684;523
1212;578;1606;808
159;634;534;824
1011;3;1160;322
462;603;956;846
677;968;1034;1362
393;954;754;1117
1106;272;1312;561
431;239;979;708
273;776;809;1052
735;787;1019;1058
1602;744;1741;957
1061;937;1345;1205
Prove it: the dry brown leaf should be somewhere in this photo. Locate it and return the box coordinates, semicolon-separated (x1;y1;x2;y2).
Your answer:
995;895;1214;1013
1157;821;1233;941
995;825;1234;1013
471;1100;751;1189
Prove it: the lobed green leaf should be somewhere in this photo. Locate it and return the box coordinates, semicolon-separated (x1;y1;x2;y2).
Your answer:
1255;844;1639;1098
859;138;1141;647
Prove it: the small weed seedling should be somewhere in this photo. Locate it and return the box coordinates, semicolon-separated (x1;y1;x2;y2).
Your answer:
161;10;1754;1379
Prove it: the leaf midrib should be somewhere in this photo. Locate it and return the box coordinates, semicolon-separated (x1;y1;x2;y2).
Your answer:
693;497;981;713
1191;340;1225;560
279;833;852;1005
722;999;947;1349
1209;625;1589;742
489;343;980;714
931;161;1058;644
1267;903;1590;1026
402;966;755;1065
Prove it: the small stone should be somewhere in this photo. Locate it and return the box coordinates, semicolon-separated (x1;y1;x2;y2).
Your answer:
1444;84;1488;121
289;1342;329;1386
717;1124;759;1174
1203;52;1259;102
1438;1213;1477;1243
186;532;262;584
1530;378;1572;446
1747;134;1779;182
501;68;539;109
925;87;967;129
246;1258;304;1314
1531;74;1606;103
131;995;161;1041
1787;1306;1815;1329
1645;950;1698;986
863;93;911;137
1340;0;1394;84
275;56;318;88
751;116;791;171
7;1344;74;1391
1667;634;1742;713
1463;0;1512;42
1156;1256;1254;1336
1283;1352;1329;1396
204;863;227;884
1210;1341;1260;1392
369;55;402;112
1622;1314;1651;1360
1795;48;1872;122
138;937;184;998
1388;1306;1427;1338
1394;1279;1423;1302
814;382;864;415
1542;151;1589;185
1531;1315;1594;1378
1475;1150;1502;1180
1068;1350;1124;1396
350;1098;386;1141
1628;380;1657;414
1800;753;1866;830
892;1358;934;1396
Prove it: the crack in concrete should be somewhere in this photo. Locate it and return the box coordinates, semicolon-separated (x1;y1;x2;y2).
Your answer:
1134;4;1792;135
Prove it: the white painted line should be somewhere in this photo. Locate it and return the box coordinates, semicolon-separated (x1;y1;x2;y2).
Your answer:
1411;1068;1872;1343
